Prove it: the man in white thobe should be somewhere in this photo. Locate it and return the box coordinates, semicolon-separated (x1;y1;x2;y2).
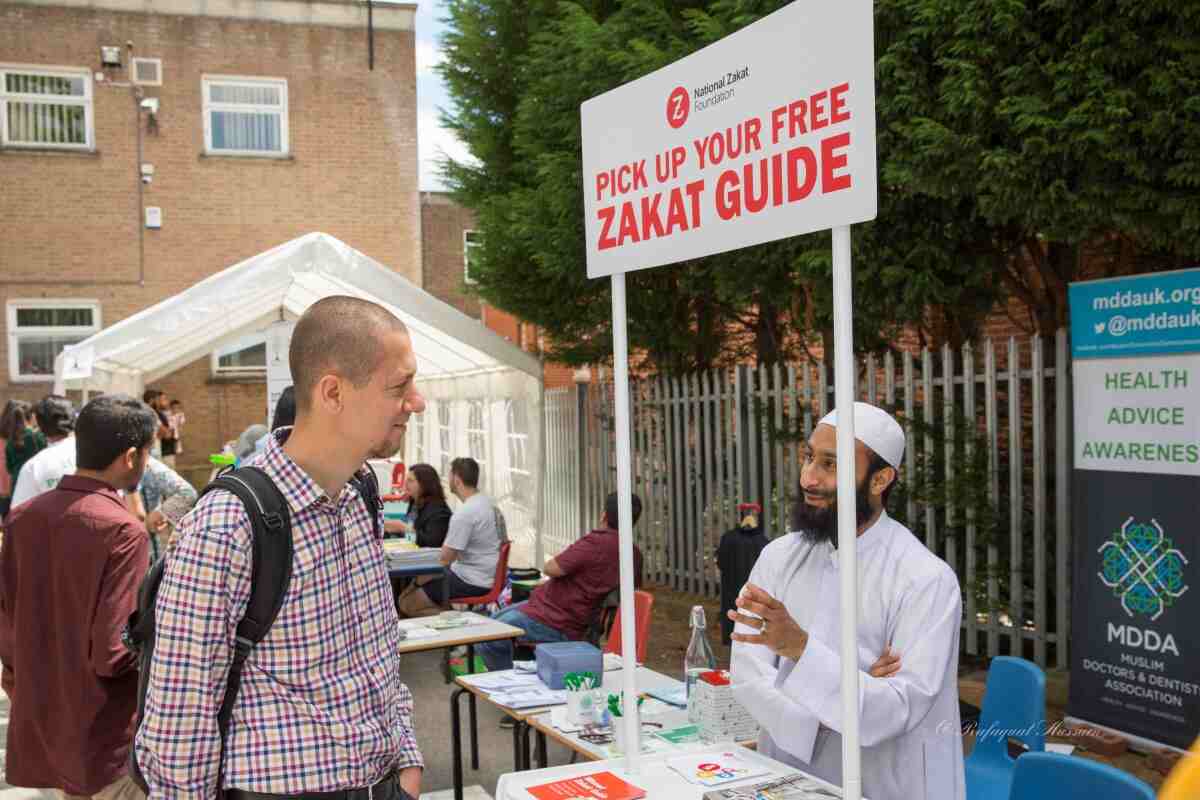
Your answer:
730;402;965;800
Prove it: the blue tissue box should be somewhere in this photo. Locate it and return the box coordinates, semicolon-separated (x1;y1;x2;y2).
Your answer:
534;641;603;689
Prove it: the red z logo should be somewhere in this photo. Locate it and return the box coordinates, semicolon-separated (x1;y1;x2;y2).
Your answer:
666;86;689;129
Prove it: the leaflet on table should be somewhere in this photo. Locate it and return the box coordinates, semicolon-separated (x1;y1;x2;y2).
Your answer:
647;684;688;708
524;771;646;800
491;686;568;709
701;773;842;799
654;723;702;745
395;621;438;639
666;751;773;788
467;671;545;692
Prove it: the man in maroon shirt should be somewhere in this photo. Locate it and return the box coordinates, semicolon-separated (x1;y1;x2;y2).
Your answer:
0;394;157;800
478;492;644;673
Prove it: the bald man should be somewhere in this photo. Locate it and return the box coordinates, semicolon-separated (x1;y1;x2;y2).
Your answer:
729;402;965;800
136;296;427;800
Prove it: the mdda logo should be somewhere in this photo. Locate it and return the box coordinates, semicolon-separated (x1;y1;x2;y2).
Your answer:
1098;517;1188;622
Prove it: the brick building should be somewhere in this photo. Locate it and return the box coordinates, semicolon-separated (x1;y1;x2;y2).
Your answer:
419;191;577;389
1;0;420;482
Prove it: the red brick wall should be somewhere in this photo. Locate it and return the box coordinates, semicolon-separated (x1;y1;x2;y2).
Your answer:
420;191;481;318
0;1;418;475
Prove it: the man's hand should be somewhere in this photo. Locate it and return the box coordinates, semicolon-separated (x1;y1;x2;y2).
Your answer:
398;767;421;799
727;583;809;661
145;509;168;535
869;645;901;678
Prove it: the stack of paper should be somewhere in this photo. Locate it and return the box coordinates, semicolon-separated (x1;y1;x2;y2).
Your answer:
384;545;442;571
465;670;567;708
396;620;438;640
490;686;568;709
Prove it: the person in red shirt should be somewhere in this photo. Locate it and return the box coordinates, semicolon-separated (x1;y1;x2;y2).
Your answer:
0;394;158;800
477;491;644;673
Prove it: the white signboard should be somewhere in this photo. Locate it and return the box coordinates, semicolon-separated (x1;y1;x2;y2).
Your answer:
1073;354;1200;476
580;0;877;278
265;320;295;423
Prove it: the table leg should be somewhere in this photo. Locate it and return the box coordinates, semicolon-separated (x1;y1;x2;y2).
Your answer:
535;730;547;769
520;721;532;771
450;687;467;800
511;717;525;771
467;644;479;770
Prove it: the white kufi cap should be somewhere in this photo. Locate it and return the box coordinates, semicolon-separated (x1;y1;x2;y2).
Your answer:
817;402;905;468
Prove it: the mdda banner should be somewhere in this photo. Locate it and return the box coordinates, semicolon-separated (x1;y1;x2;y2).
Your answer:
1066;267;1200;750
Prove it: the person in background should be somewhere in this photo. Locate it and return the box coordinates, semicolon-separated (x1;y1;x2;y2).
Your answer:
168;400;185;457
0;400;24;519
3;401;43;508
397;457;504;617
0;394;157;800
255;386;297;455
138;457;200;560
141;391;172;464
9;395;77;509
386;463;451;547
478;491;645;673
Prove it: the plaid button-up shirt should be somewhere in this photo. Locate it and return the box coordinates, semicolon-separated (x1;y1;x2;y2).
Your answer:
135;432;422;799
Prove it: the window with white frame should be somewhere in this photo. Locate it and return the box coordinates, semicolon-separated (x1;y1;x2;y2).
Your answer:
463;230;480;285
438;401;454;477
1;65;93;149
6;300;100;381
412;411;425;463
506;399;532;503
466;399;488;473
212;332;266;377
202;76;288;156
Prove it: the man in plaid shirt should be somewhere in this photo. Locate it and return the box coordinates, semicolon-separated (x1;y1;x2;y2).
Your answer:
135;296;427;800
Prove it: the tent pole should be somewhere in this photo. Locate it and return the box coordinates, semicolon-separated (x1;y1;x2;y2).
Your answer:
610;272;641;775
536;376;546;569
832;224;862;800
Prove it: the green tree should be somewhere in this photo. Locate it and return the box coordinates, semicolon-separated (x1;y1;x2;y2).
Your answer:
871;0;1200;335
439;0;1200;372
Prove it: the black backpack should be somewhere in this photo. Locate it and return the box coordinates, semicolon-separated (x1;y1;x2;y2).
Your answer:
125;465;382;792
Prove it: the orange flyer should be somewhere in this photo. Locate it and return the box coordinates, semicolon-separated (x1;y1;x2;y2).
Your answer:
525;770;647;800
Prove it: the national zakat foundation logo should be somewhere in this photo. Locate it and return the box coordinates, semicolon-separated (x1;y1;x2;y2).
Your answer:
1098;517;1188;621
666;86;689;129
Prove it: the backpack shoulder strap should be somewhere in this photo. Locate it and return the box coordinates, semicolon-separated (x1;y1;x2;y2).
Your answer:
349;467;382;539
197;466;293;771
208;466;293;642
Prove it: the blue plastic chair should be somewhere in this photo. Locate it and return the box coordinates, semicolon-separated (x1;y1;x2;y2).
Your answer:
1008;751;1156;799
965;656;1045;800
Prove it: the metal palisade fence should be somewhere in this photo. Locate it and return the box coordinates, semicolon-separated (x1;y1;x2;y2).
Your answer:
543;330;1072;669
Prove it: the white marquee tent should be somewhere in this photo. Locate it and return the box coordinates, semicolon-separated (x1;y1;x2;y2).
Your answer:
53;232;546;564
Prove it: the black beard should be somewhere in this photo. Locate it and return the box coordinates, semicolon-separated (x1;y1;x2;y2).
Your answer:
791;476;875;547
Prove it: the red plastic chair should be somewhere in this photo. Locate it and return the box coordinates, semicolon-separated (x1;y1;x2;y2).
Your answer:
390;462;407;492
453;541;512;608
603;590;654;664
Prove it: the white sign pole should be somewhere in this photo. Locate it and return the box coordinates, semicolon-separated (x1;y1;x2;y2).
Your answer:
610;272;642;775
831;224;862;800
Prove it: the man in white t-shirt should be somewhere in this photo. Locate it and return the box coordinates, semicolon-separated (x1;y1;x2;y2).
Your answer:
9;396;75;508
397;457;507;617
